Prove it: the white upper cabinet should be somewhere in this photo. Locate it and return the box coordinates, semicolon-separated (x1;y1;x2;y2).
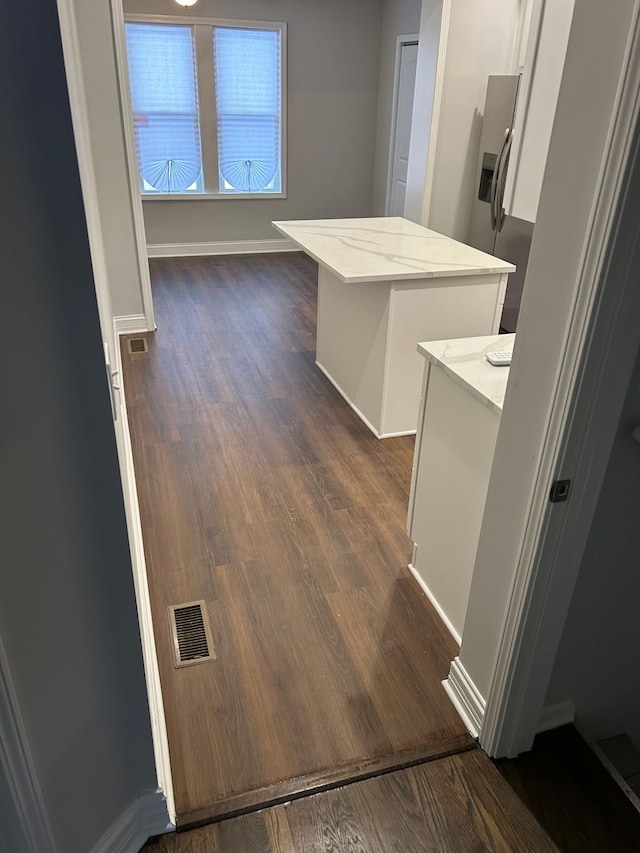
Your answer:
504;0;576;223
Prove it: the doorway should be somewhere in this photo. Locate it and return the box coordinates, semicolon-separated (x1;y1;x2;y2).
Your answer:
386;37;419;216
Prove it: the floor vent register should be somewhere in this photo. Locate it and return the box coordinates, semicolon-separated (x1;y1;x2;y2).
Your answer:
169;601;216;668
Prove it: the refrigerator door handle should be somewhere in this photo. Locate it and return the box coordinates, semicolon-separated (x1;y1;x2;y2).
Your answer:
491;128;510;231
496;128;515;233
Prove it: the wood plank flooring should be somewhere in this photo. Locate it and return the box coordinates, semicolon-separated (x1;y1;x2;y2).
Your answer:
143;748;560;852
143;725;640;852
121;253;472;826
496;726;640;852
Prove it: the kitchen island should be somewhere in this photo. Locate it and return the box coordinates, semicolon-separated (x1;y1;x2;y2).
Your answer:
272;217;515;437
407;333;515;642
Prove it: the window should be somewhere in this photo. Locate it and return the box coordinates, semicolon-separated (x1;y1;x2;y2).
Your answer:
124;17;285;198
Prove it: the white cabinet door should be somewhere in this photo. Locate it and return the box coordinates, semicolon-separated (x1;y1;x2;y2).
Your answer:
505;0;576;222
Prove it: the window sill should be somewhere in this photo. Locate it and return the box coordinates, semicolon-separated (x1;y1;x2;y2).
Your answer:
140;191;287;201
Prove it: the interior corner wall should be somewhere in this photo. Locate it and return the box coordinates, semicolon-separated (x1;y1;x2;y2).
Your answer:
0;4;157;850
371;0;422;216
72;0;145;317
123;0;383;246
425;0;520;243
544;343;640;748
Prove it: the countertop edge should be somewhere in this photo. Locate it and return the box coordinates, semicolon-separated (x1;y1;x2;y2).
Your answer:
418;340;510;416
272;221;516;282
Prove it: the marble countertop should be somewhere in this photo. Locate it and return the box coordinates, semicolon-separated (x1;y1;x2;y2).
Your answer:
418;334;515;414
272;217;516;283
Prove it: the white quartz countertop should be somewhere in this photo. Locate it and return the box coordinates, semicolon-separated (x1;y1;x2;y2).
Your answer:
272;217;516;283
418;334;515;415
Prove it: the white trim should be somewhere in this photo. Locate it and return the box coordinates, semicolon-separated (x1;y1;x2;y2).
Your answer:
56;0;172;832
479;5;640;759
536;701;575;734
385;33;420;216
408;562;461;646
443;657;485;739
55;0;116;356
420;0;451;225
90;790;171;853
114;315;149;335
0;636;57;853
124;13;286;29
141;191;286;201
147;239;298;258
112;322;176;824
109;0;156;331
590;741;640;814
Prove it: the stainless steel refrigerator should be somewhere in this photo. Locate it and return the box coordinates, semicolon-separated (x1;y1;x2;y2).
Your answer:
469;75;535;333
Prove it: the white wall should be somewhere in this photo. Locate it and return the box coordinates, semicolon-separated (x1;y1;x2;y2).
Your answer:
545;345;640;748
458;0;639;703
124;0;383;247
0;4;158;849
423;0;521;242
371;0;422;216
73;0;146;317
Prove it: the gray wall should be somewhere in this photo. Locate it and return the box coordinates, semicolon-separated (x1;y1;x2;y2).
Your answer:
545;344;640;748
124;0;383;246
74;0;146;317
371;0;422;216
0;5;157;850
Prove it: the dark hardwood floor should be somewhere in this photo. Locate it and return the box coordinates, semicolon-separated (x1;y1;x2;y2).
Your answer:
122;253;472;827
143;725;640;852
496;726;640;852
143;749;560;852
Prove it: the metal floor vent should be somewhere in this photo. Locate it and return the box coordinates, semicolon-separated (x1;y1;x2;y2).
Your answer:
168;600;216;668
127;337;148;354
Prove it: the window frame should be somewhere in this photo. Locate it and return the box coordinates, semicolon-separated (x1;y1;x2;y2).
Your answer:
123;14;287;201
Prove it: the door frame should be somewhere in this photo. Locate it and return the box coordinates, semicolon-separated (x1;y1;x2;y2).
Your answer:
461;1;640;757
54;0;174;824
109;0;156;332
385;33;420;215
481;12;640;756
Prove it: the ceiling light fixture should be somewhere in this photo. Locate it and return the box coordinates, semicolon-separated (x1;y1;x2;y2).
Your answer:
176;0;198;7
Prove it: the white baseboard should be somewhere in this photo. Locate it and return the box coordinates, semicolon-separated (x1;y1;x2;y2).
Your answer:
147;238;298;258
90;790;171;853
114;315;149;335
407;563;462;646
443;657;486;739
536;700;575;734
112;319;175;823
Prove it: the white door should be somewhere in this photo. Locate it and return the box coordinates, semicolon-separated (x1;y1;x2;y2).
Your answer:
389;42;418;216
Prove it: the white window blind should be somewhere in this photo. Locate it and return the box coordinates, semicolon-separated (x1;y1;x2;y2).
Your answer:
125;23;203;193
213;27;282;193
123;17;285;197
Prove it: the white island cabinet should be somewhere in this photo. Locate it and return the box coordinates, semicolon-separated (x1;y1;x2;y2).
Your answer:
407;334;515;643
273;218;515;438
